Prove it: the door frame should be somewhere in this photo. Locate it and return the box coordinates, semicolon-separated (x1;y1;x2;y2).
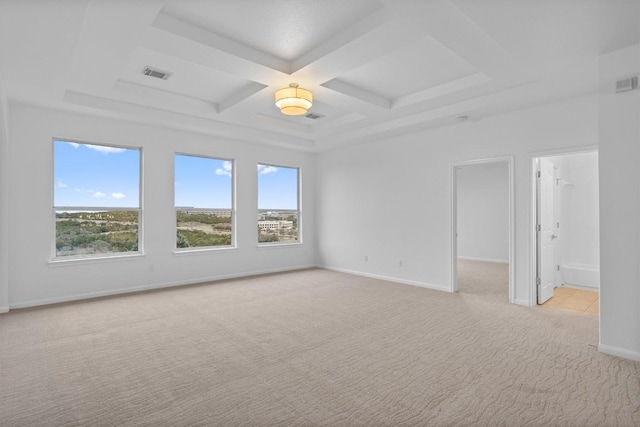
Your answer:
450;156;515;302
529;145;598;306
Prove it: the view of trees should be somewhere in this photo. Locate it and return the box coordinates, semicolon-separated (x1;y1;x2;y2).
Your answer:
176;211;232;248
55;210;139;256
258;232;280;243
55;210;299;256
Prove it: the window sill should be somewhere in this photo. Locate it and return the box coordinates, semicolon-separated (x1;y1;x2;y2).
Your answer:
173;246;238;256
49;253;145;267
257;242;303;249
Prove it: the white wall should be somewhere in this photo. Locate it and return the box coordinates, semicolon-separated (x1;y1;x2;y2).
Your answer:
0;76;9;312
598;44;640;361
317;94;598;301
6;103;317;308
456;162;509;263
557;153;600;268
547;152;600;289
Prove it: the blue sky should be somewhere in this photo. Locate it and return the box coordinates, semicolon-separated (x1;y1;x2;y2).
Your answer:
175;154;232;208
54;141;298;210
175;159;298;209
54;140;140;208
258;164;298;210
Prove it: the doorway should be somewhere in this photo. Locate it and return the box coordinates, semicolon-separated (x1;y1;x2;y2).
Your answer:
532;150;600;310
451;157;514;302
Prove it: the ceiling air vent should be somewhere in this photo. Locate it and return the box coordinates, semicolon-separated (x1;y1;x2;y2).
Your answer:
143;66;171;80
305;112;324;120
615;75;638;93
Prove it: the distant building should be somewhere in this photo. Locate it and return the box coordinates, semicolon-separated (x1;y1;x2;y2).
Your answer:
176;208;232;218
258;220;293;230
258;211;296;220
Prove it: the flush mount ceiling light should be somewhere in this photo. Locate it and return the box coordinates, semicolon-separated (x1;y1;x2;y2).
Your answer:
275;83;312;115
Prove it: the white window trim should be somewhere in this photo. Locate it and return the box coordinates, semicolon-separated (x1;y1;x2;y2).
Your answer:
257;163;302;246
174;154;236;252
52;139;143;261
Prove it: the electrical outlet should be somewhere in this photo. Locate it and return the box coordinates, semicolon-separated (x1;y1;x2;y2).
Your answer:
364;255;369;262
397;259;403;267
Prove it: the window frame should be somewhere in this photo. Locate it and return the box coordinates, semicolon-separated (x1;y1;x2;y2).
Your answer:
174;152;236;253
51;138;143;262
257;162;302;246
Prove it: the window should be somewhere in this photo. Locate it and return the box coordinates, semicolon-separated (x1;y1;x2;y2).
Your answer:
53;140;141;258
257;164;300;244
175;154;234;249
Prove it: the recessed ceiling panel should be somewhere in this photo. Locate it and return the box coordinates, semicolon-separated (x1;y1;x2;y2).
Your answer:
336;35;478;101
451;0;640;59
160;0;383;61
2;0;638;152
121;47;253;103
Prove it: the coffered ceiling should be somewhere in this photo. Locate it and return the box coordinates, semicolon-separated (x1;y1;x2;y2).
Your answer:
0;0;638;151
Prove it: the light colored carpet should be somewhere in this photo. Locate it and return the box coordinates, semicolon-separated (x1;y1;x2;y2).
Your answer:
1;264;639;426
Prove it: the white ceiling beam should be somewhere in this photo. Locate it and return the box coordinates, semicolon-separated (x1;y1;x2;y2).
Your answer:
113;80;218;115
290;7;393;73
63;90;315;150
142;26;286;85
321;79;391;109
217;82;268;114
392;72;492;109
292;18;423;86
311;85;390;117
153;11;291;75
315;80;537;148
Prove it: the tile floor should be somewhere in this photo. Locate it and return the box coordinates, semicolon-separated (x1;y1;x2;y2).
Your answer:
542;286;599;315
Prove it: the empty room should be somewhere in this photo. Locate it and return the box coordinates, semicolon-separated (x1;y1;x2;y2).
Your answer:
1;1;639;425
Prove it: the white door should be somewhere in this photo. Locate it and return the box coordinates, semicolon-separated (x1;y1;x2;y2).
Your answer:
537;158;556;304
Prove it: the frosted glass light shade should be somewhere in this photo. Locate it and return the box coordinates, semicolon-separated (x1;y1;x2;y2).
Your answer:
275;84;312;115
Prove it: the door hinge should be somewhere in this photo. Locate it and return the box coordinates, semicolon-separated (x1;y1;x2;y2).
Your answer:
536;224;541;232
536;277;541;285
537;171;541;178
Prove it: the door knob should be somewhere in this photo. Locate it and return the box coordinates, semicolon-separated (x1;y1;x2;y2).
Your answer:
551;234;558;239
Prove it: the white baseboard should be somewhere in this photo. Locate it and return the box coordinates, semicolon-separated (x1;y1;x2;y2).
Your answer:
321;265;451;293
598;343;640;362
559;283;599;292
457;256;509;264
0;305;9;314
8;264;317;310
513;298;531;307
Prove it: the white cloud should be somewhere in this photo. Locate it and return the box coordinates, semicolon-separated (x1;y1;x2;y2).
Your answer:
63;142;80;149
93;191;106;198
56;180;68;188
258;165;278;175
86;145;126;154
111;192;125;199
215;161;233;177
